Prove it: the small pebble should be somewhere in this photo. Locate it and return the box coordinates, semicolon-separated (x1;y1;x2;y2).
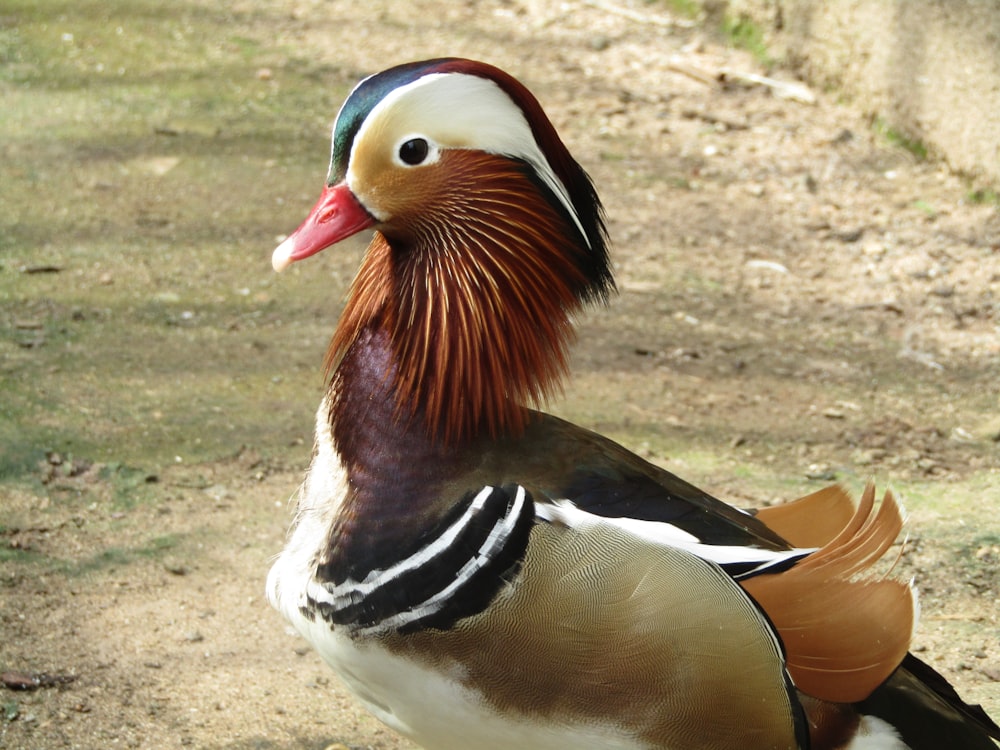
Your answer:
588;34;610;51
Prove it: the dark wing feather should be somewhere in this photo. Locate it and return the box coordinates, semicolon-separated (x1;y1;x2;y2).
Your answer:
498;412;792;551
859;653;1000;749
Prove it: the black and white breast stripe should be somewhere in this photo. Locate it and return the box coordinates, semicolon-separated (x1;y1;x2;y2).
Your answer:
306;485;534;636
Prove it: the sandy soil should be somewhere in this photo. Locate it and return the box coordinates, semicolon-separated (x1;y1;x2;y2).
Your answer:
2;1;998;749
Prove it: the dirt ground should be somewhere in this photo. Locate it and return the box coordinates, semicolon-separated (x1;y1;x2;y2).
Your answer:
2;1;999;749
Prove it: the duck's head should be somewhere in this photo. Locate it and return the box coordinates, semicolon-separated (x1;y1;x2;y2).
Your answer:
273;58;614;444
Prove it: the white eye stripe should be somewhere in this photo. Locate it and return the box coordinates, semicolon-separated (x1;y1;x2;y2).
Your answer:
348;72;590;249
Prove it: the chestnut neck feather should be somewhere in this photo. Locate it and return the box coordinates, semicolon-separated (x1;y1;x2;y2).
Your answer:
326;151;606;447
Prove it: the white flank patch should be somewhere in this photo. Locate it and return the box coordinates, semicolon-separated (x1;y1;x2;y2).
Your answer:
298;626;651;750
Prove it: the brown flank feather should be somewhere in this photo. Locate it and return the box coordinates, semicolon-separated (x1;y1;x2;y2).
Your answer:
326;150;594;445
740;484;914;703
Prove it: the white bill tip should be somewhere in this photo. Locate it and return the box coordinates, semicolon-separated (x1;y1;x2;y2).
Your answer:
271;236;295;272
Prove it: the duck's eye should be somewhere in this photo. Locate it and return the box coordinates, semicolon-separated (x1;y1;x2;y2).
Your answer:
398;138;430;166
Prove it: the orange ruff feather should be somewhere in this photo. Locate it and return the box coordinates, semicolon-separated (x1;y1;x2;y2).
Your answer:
740;484;915;703
326;151;592;445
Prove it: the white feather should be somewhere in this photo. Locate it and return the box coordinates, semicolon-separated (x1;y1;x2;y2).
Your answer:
283;616;652;750
266;394;349;623
844;715;910;749
536;499;814;570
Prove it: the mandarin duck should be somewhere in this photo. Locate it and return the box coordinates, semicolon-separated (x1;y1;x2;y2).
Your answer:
265;58;1000;750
